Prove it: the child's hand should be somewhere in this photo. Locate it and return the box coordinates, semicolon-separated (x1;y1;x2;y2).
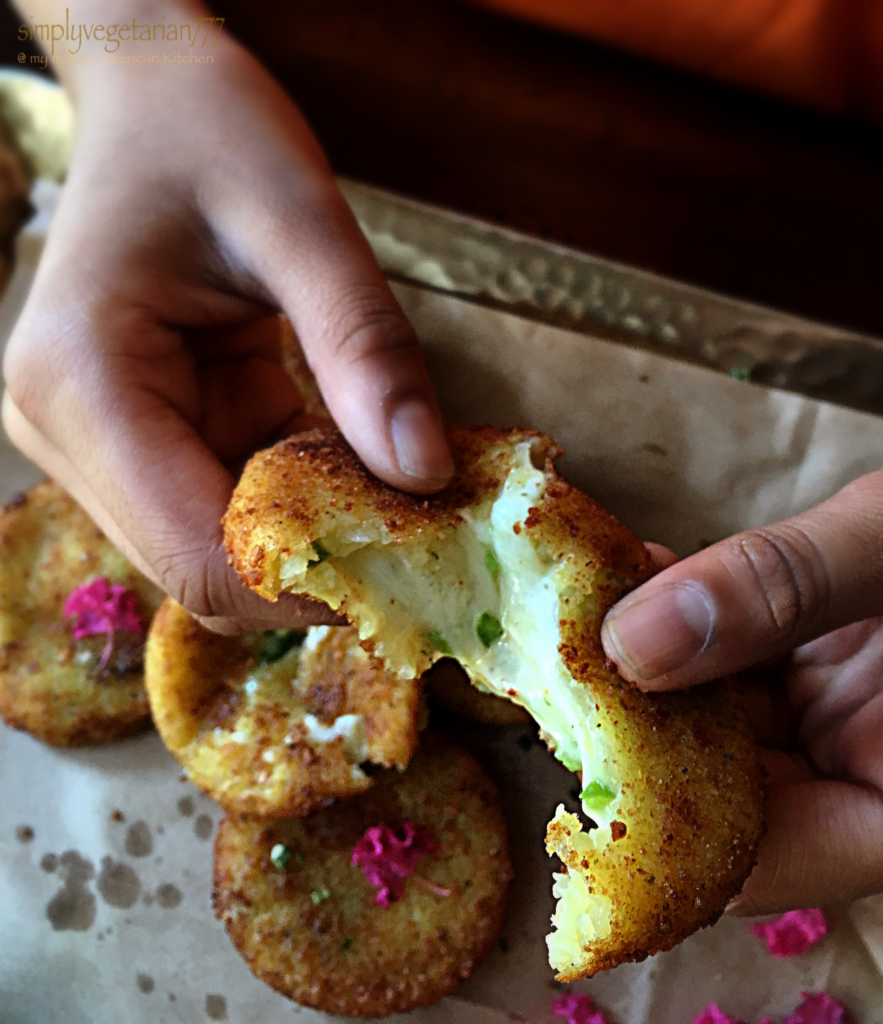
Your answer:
3;21;452;634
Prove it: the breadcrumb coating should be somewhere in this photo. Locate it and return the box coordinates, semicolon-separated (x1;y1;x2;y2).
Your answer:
0;481;163;746
212;732;512;1017
145;598;422;817
224;425;764;980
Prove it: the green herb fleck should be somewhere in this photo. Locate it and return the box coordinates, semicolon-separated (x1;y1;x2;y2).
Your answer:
427;630;453;656
484;547;500;582
270;843;292;870
295;850;306;865
308;540;331;566
476;612;504;648
728;366;750;382
580;781;616;811
310;888;331;905
341;937;353;950
258;629;305;666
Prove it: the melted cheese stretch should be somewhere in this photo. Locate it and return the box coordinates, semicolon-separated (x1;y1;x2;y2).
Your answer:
280;443;620;824
279;443;621;973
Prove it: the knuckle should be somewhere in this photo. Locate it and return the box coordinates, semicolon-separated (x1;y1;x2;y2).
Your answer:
156;543;244;623
168;575;215;621
3;335;50;426
323;285;417;368
728;525;831;639
3;317;84;430
153;554;215;620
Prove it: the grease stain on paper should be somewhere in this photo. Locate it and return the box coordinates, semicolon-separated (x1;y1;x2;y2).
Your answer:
15;824;34;842
40;853;58;873
136;974;155;994
205;994;228;1020
125;820;153;857
155;883;182;909
177;795;195;817
194;814;213;841
97;856;140;909
45;850;96;931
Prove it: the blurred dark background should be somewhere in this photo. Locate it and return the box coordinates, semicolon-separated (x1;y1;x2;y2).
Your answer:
2;0;882;336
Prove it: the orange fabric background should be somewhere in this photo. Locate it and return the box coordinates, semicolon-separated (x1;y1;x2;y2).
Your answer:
468;0;883;120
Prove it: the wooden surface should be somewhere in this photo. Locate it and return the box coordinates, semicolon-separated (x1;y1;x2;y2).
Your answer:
4;0;883;336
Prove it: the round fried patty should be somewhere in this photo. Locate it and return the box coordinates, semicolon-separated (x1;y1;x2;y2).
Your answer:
146;599;422;817
212;732;512;1017
0;481;164;746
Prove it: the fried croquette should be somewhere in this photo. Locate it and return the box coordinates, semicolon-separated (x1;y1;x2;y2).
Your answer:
224;425;764;980
145;598;422;817
212;732;512;1017
0;481;164;746
425;657;531;725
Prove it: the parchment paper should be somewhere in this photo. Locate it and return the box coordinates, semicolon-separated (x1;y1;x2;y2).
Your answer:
2;183;883;1024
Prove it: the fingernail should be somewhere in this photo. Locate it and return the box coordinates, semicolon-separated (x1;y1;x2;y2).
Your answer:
391;400;454;483
601;582;714;680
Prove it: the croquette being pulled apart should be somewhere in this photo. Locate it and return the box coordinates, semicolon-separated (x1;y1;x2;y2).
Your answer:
224;425;764;981
0;481;164;746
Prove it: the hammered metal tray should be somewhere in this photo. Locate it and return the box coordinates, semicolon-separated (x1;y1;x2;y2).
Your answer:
341;179;883;417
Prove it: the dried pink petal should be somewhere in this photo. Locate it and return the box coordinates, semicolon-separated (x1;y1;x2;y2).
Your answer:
551;992;607;1024
750;909;827;957
693;1005;743;1024
783;992;853;1024
64;577;143;670
351;822;438;906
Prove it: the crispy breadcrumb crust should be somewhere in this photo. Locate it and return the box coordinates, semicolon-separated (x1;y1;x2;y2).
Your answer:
0;481;163;746
145;599;422;817
212;732;512;1017
223;426;764;979
545;678;763;979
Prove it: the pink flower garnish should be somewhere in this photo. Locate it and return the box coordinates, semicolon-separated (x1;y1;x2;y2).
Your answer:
783;992;852;1024
750;909;827;957
64;577;143;671
693;1006;743;1024
352;822;447;906
552;992;607;1024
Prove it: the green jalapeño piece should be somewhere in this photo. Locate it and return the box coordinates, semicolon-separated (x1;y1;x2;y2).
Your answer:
476;612;504;649
258;629;306;666
310;887;331;905
427;630;453;656
580;781;616;811
308;540;331;566
484;546;501;582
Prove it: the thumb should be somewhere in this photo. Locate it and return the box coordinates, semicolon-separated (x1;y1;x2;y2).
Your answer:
222;177;453;494
601;470;883;688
